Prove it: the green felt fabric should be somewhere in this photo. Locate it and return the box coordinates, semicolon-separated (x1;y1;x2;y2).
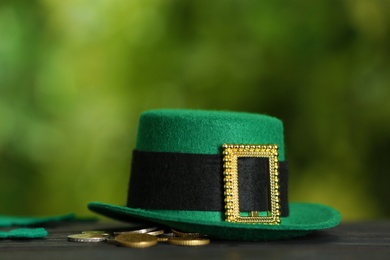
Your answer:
88;202;341;241
0;213;75;227
136;109;285;161
0;213;75;239
88;109;341;240
0;228;48;239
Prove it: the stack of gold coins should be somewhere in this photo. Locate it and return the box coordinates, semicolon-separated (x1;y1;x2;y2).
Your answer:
167;228;210;246
67;225;210;248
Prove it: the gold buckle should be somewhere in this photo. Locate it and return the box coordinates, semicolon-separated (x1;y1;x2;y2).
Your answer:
222;144;281;225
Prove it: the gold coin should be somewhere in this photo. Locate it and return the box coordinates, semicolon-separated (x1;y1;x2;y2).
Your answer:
67;233;107;243
82;231;110;236
115;233;158;248
167;236;210;246
171;228;202;238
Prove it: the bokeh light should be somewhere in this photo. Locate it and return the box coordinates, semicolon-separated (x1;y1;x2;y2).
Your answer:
1;0;389;220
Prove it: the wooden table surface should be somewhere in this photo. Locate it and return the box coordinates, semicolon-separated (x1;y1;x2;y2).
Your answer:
1;220;389;259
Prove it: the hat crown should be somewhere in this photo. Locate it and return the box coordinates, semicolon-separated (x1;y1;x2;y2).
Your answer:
136;109;285;160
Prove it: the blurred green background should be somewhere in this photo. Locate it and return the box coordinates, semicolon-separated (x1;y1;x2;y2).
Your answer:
1;0;389;221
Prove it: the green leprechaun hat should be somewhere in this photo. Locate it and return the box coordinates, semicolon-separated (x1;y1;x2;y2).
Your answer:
88;109;341;241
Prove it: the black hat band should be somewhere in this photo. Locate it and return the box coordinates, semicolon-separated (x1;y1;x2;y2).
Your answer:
127;150;289;217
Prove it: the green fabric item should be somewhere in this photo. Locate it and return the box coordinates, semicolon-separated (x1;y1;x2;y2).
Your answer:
0;213;75;239
136;109;285;161
0;213;75;227
88;202;341;241
88;109;341;241
0;228;48;239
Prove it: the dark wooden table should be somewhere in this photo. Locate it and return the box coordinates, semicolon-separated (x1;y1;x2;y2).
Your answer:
1;220;389;259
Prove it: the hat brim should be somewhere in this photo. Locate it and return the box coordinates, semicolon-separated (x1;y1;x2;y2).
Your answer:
88;202;341;241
